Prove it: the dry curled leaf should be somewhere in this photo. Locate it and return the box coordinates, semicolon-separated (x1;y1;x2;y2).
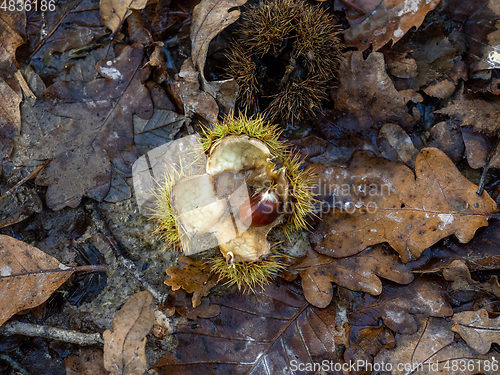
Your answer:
25;44;152;210
348;276;453;334
452;308;500;354
293;246;420;308
310;148;498;263
100;0;148;36
343;0;441;51
164;256;219;308
0;235;74;326
103;291;154;375
375;315;499;374
154;280;345;374
332;52;422;132
190;0;247;87
444;260;500;301
162;289;221;320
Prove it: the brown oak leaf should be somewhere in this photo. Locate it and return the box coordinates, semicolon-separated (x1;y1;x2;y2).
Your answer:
164;256;219;308
452;309;500;355
310;148;498;263
162;289;221;320
26;44;153;210
348;276;453;335
343;0;441;51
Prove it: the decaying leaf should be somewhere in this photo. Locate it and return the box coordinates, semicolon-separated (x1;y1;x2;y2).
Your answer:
348;276;453;334
343;0;441;51
375;315;499;375
0;184;43;228
0;76;22;166
100;0;148;36
332;52;422;132
293;246;419;308
452;308;500;354
444;260;500;301
310;148;498;263
0;235;74;326
162;289;221;320
164;256;219;308
103;291;154;375
25;44;153;210
65;347;107;375
344;327;395;375
0;11;25;71
154;281;345;374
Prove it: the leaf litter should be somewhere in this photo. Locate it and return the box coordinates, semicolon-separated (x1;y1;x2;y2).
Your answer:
2;0;500;373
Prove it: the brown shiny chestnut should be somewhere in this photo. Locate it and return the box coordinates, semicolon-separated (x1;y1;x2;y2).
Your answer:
239;189;281;227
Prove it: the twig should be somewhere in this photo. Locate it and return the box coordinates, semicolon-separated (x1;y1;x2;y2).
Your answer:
0;352;30;375
0;160;50;203
14;70;36;99
0;321;103;346
86;202;167;305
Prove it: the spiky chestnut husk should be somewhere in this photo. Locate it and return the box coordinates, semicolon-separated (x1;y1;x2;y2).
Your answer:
226;0;343;122
266;76;329;122
209;253;286;292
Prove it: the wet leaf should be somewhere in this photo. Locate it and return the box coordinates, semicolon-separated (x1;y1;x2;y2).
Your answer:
154;280;344;374
343;0;441;51
348;276;453;334
164;256;219;308
0;235;74;326
26;44;153;210
344;327;395;375
293;246;419;308
103;291;154;375
332;52;422;133
428;120;465;164
100;0;148;36
452;308;500;354
65;347;107;375
375;315;499;374
310;148;498;263
162;289;221;320
0;184;43;228
0;76;22;166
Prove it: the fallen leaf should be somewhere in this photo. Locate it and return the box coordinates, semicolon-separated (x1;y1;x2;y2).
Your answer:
343;0;441;51
348;276;453;334
428;120;465;164
288;136;327;161
437;95;500;136
65;347;107;375
162;289;221;320
344;327;395;375
100;0;148;37
0;76;22;166
154;280;345;374
310;148;498;263
0;235;74;326
377;123;419;169
332;52;422;133
0;184;43;228
375;315;499;374
103;291;154;375
190;0;247;88
26;44;153;210
452;309;500;354
444;260;500;302
164;256;219;308
293;245;420;308
461;127;491;169
0;11;25;71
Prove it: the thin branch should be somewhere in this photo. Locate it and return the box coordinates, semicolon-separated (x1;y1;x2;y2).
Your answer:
0;160;50;203
0;321;103;346
0;352;30;375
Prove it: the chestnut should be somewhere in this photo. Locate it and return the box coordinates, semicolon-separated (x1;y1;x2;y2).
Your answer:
239;189;281;227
